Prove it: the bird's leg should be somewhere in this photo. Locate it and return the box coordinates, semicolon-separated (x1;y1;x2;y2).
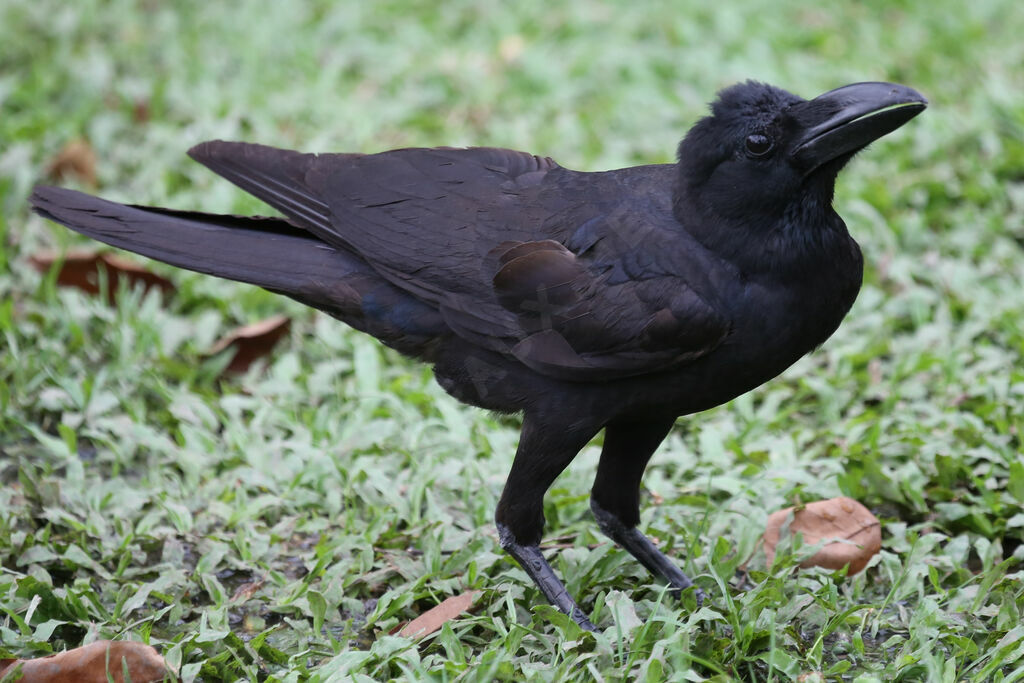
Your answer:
496;416;600;631
497;525;595;630
589;502;703;601
590;417;705;604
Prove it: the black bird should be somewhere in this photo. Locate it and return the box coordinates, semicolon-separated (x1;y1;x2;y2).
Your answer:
30;81;926;630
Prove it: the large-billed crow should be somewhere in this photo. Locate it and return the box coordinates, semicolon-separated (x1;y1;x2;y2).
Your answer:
30;81;926;630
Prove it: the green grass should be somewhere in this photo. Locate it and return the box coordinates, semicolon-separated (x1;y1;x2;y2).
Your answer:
2;0;1023;680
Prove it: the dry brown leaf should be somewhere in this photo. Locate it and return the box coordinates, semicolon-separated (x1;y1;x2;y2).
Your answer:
230;578;266;603
47;139;97;187
397;590;479;639
208;314;291;374
0;640;172;682
29;249;176;303
763;497;881;575
133;99;151;124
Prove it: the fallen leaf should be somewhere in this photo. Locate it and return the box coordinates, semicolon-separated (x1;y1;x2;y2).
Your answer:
208;315;291;374
47;139;97;187
763;497;881;575
0;640;171;682
29;249;176;303
230;578;266;603
397;590;479;639
133;99;151;123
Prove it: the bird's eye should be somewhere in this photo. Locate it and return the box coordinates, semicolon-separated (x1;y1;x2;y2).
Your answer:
744;133;773;157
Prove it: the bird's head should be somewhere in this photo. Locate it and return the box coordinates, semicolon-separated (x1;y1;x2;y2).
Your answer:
675;80;926;227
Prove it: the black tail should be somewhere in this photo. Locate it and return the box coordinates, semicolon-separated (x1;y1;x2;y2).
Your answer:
29;185;365;303
29;186;446;354
187;140;338;236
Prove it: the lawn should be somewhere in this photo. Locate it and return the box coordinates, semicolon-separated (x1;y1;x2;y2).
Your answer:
2;0;1023;680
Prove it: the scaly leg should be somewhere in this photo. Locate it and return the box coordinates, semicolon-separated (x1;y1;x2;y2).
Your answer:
495;416;601;630
590;416;704;604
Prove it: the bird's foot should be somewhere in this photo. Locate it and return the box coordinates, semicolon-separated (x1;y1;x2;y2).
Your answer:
591;499;705;606
498;524;597;631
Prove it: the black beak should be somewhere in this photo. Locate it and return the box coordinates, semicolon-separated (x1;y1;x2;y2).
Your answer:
791;82;927;175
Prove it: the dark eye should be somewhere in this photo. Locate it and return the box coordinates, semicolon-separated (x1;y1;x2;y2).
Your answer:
745;133;773;157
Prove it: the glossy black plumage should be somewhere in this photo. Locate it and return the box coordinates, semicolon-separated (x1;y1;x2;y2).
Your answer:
30;80;926;629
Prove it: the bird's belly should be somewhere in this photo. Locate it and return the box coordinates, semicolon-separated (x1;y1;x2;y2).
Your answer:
433;273;860;423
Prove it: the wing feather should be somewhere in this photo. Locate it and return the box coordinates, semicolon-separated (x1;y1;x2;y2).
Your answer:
189;141;730;379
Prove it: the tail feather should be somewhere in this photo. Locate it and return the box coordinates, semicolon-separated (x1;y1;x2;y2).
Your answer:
29;186;447;355
187;141;336;234
29;185;354;299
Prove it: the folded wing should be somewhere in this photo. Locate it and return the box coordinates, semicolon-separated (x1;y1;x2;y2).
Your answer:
189;141;730;379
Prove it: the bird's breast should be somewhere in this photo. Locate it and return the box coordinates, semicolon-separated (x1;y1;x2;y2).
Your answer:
720;261;861;386
634;259;862;418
